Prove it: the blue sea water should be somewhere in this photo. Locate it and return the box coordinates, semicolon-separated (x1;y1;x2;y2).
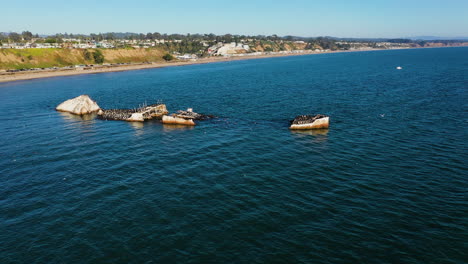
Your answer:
0;48;467;264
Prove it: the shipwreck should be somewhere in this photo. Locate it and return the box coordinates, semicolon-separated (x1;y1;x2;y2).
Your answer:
98;104;168;122
56;95;212;125
162;108;214;126
56;95;168;122
56;95;329;130
289;114;330;130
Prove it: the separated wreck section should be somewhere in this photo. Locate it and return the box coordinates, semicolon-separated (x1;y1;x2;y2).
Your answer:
173;109;215;120
289;114;329;129
162;108;214;126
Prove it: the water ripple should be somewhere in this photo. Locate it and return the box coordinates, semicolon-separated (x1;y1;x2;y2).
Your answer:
0;48;467;263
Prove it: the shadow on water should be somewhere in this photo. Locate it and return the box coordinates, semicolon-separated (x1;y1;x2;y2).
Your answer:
127;121;146;136
128;121;144;129
162;124;195;131
58;112;98;133
59;112;97;121
290;129;329;142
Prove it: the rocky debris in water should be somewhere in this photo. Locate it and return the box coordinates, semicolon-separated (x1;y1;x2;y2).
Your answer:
290;114;329;129
56;95;101;115
174;108;215;120
98;104;168;122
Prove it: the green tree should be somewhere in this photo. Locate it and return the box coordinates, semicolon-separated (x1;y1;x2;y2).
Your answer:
105;33;115;40
223;34;233;43
210;34;216;41
22;31;33;41
92;49;105;64
44;38;57;43
162;53;174;61
83;49;92;60
9;32;21;42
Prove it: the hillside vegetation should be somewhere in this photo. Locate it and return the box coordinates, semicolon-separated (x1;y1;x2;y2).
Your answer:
2;30;467;70
0;48;167;70
249;41;308;52
0;42;307;70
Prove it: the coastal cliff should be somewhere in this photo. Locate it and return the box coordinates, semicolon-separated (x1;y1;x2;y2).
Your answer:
0;48;166;70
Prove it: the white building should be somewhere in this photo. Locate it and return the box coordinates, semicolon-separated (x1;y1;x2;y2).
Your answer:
209;42;250;55
177;54;198;60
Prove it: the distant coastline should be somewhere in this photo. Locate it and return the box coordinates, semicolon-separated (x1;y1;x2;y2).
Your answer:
0;46;464;83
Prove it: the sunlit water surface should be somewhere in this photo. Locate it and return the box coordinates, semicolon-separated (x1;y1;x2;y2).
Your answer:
0;48;467;263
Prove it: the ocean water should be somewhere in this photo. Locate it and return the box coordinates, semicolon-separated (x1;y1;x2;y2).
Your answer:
0;48;467;264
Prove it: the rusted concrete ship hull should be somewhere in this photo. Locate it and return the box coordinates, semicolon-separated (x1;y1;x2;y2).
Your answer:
162;115;196;126
290;116;329;130
57;95;168;122
98;104;168;122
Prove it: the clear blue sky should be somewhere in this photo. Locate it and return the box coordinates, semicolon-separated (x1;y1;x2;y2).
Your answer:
3;0;468;37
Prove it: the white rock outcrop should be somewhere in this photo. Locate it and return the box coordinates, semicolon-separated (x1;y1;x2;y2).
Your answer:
56;95;101;115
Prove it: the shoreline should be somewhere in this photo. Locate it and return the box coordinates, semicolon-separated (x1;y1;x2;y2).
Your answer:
0;46;459;83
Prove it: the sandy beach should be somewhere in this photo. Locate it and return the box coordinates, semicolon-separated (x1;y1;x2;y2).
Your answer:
0;49;379;83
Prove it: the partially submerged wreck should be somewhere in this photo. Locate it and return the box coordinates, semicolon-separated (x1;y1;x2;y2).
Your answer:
57;95;330;130
56;96;212;125
56;95;168;122
289;114;329;130
98;104;168;122
162;108;214;126
174;108;214;120
162;115;196;126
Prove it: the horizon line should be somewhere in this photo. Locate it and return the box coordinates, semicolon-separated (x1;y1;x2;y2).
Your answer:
2;31;468;40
